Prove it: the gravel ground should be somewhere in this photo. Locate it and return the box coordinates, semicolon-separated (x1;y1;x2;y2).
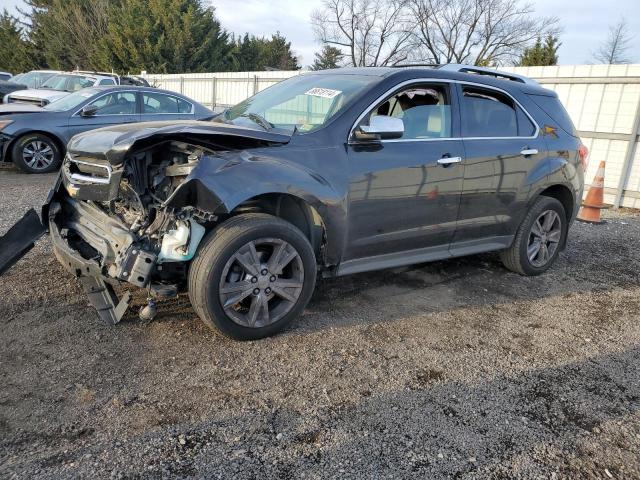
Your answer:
0;166;639;479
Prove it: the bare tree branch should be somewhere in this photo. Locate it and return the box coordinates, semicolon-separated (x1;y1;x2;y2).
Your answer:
311;0;415;67
409;0;559;66
593;19;634;64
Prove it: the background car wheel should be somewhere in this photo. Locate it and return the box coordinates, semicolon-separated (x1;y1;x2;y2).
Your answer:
500;196;567;276
188;213;317;340
11;133;62;174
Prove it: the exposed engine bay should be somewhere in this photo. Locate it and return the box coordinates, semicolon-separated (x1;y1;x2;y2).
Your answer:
48;141;227;323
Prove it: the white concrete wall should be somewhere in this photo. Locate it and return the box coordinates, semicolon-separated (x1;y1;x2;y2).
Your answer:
143;65;640;208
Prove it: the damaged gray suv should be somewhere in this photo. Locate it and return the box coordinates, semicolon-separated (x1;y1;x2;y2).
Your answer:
0;65;586;340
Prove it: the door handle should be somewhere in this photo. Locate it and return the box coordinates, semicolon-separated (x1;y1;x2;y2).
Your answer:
520;148;538;156
437;156;462;166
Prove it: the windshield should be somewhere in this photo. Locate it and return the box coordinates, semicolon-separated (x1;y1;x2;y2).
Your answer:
218;74;379;133
43;88;100;111
41;74;94;92
13;71;54;88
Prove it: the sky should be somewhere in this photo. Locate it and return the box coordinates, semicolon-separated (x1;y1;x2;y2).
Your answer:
3;0;639;67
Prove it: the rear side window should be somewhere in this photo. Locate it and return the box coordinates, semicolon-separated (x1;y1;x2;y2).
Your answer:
142;92;192;114
527;94;577;137
461;87;536;138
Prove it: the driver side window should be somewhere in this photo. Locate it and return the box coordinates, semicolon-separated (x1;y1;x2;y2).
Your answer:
363;83;452;140
87;92;137;115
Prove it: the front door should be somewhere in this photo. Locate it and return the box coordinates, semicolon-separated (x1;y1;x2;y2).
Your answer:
68;91;139;137
344;82;464;263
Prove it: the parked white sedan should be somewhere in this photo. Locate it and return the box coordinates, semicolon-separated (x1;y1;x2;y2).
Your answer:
4;72;120;106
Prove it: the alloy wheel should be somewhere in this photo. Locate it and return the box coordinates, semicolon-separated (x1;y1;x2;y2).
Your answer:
22;140;54;171
218;237;305;328
527;210;562;267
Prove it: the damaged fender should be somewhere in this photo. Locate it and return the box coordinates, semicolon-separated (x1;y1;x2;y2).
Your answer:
164;150;346;265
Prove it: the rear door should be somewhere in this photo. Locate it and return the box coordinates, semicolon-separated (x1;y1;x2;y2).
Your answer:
452;83;546;249
67;91;139;137
140;91;195;122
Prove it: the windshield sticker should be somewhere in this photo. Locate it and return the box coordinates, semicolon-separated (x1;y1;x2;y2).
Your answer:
304;87;342;99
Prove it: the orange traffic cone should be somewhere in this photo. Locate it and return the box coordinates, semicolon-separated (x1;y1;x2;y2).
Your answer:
577;160;609;224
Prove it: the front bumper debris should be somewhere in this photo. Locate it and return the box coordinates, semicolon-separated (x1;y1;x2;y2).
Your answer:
0;208;46;275
49;212;132;325
2;141;210;327
0;134;11;162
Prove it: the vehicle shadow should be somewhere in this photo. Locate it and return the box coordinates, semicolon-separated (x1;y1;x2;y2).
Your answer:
292;221;640;334
8;345;636;478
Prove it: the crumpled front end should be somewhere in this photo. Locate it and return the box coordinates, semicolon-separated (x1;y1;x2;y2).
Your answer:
46;142;222;323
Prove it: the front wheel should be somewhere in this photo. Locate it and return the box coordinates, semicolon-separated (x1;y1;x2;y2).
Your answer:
188;213;317;340
500;196;567;276
11;133;62;174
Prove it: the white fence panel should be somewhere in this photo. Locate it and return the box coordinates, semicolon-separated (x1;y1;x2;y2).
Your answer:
143;71;302;111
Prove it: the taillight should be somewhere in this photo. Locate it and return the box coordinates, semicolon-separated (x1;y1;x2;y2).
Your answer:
578;144;589;171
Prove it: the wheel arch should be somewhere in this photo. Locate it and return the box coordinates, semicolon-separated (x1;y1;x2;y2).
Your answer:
534;183;576;250
8;130;66;160
537;184;575;223
225;192;328;264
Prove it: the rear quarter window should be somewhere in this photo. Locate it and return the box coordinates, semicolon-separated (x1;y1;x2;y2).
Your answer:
527;94;577;137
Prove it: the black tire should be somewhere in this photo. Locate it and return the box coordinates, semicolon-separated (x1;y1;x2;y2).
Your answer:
188;213;317;340
11;133;62;174
500;196;567;276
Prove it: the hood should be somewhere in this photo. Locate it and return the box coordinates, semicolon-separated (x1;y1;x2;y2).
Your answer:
68;120;293;165
7;88;70;104
0;103;46;115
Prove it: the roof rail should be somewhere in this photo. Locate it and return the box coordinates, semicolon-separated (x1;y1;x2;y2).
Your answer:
72;70;120;79
437;64;538;86
391;63;441;68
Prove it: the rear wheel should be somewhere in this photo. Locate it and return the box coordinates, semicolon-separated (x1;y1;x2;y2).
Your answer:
188;213;317;340
500;196;567;276
11;133;62;174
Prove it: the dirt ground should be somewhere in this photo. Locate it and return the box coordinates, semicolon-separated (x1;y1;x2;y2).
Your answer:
0;167;639;479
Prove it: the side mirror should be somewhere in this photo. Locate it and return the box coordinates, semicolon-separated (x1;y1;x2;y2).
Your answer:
354;115;404;141
80;105;99;117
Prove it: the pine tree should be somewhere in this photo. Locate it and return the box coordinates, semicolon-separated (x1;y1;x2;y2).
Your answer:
104;0;234;73
231;32;300;71
310;45;343;70
518;35;560;67
20;0;112;71
0;10;36;73
261;32;300;70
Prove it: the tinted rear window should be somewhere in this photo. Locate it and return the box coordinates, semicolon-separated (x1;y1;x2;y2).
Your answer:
527;94;577;137
460;87;535;137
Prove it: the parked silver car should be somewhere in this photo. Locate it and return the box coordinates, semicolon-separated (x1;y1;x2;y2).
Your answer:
4;72;128;106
